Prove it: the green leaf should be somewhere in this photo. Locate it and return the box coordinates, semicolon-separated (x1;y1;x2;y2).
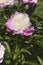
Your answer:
5;60;11;65
37;56;43;65
4;41;11;53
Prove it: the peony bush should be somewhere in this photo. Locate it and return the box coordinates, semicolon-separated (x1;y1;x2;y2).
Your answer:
0;0;43;65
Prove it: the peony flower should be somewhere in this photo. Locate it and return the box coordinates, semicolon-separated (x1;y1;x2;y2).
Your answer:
0;0;18;8
0;43;5;63
21;0;37;4
19;0;37;8
5;12;34;36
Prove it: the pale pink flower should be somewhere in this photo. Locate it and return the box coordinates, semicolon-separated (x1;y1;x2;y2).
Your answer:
21;0;37;4
5;12;34;36
0;43;5;63
20;0;37;8
0;0;18;8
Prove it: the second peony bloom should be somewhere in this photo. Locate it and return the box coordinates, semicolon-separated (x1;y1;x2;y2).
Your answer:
5;12;34;36
0;43;5;63
0;0;18;8
21;0;37;4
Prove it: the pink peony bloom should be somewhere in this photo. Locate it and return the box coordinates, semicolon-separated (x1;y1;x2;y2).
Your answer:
21;0;37;4
0;0;18;8
5;12;34;36
19;0;37;8
0;43;5;63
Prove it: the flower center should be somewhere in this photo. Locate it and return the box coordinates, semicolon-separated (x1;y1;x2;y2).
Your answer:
12;13;30;31
0;0;8;3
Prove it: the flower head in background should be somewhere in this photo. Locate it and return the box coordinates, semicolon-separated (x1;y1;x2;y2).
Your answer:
0;0;18;8
20;0;37;8
0;43;5;63
21;0;37;4
5;12;34;36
